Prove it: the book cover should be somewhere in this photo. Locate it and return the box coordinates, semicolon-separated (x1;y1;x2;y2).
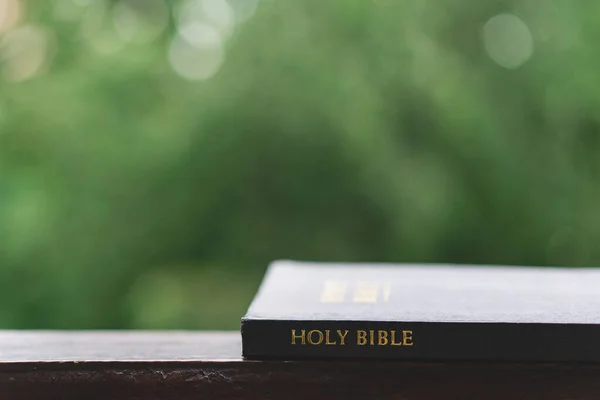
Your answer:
241;260;600;361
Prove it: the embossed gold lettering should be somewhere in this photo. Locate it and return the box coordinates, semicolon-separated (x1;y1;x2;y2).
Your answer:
320;281;348;303
403;330;413;346
337;329;349;345
382;284;391;301
294;328;412;347
353;282;379;303
307;330;324;345
357;330;367;345
390;330;402;346
325;330;336;345
378;330;388;345
291;329;306;345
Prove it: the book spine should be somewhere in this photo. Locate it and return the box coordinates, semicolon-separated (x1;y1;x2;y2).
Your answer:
241;319;600;362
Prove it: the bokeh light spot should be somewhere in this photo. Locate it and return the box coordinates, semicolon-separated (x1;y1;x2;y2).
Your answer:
179;0;235;39
226;0;259;22
1;25;54;82
179;20;222;48
483;13;534;69
0;0;21;34
168;27;224;81
80;2;125;55
113;0;169;44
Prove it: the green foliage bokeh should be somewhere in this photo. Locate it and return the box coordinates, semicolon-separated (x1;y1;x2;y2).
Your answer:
0;0;598;329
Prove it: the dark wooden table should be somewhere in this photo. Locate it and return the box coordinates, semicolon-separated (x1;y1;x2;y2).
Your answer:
1;331;599;399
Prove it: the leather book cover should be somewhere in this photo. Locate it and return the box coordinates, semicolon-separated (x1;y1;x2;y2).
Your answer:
241;260;600;361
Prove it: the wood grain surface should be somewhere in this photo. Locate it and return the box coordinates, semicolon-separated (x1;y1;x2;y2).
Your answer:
1;331;599;400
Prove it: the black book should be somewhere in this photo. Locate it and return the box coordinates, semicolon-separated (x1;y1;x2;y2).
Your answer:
241;260;600;362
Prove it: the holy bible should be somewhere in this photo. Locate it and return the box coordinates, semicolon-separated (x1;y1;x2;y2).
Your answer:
241;260;600;361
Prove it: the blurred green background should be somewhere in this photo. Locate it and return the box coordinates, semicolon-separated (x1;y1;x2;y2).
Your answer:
0;0;598;329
